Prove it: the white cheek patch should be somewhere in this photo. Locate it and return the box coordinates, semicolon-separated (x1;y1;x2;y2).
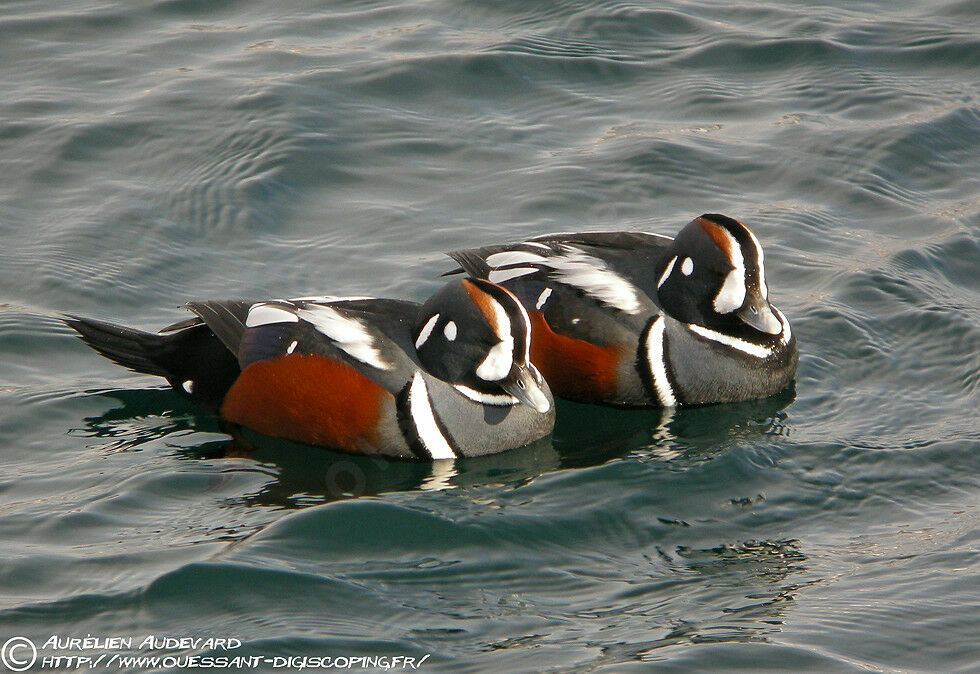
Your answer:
476;295;514;381
443;320;457;341
476;339;513;381
712;226;746;314
182;380;194;394
245;303;299;327
298;305;390;370
681;257;693;276
415;313;440;349
714;268;746;314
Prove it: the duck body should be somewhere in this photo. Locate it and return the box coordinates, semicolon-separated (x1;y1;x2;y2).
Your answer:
448;214;798;407
67;279;554;459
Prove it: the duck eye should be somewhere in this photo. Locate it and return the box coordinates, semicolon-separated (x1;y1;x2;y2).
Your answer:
750;306;758;314
517;380;526;389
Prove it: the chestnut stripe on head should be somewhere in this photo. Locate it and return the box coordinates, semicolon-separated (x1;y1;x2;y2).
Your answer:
462;278;513;381
461;278;531;378
700;214;766;296
698;218;746;314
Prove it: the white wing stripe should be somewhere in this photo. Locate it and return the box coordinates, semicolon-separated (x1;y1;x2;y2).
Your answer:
488;267;537;284
486;251;548;267
245;304;299;327
298;305;391;370
545;247;641;314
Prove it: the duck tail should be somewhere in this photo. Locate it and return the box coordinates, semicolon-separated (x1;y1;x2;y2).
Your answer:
64;315;172;377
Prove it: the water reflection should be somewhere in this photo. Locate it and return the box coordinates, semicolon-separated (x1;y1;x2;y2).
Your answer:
74;385;795;508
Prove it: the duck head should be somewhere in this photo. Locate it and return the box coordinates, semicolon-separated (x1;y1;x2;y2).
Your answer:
655;214;782;336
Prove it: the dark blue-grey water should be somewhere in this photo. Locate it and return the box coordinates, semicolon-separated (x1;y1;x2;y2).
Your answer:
1;1;978;671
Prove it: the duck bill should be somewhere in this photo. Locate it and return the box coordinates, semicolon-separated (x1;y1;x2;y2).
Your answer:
500;364;551;414
737;297;782;335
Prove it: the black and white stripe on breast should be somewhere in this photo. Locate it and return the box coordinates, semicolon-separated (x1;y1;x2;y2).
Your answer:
637;315;678;407
395;373;461;460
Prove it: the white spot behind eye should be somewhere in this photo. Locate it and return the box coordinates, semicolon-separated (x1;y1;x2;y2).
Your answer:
681;257;693;276
182;380;194;394
443;320;457;341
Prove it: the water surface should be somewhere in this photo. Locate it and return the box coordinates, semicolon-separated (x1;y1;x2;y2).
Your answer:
1;0;978;671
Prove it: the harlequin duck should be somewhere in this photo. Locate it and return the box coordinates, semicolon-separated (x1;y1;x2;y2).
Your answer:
65;278;554;459
446;214;798;407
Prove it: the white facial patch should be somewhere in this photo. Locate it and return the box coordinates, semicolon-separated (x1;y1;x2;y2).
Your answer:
545;246;641;314
714;269;746;313
476;339;513;381
536;287;552;310
681;257;693;276
475;296;513;381
657;256;677;289
443;320;457;341
181;380;194;394
298;305;390;370
712;227;746;314
245;303;299;327
415;313;440;349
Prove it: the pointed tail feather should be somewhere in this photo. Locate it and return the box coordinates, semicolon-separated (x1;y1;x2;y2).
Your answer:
445;249;492;279
65;316;172;377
